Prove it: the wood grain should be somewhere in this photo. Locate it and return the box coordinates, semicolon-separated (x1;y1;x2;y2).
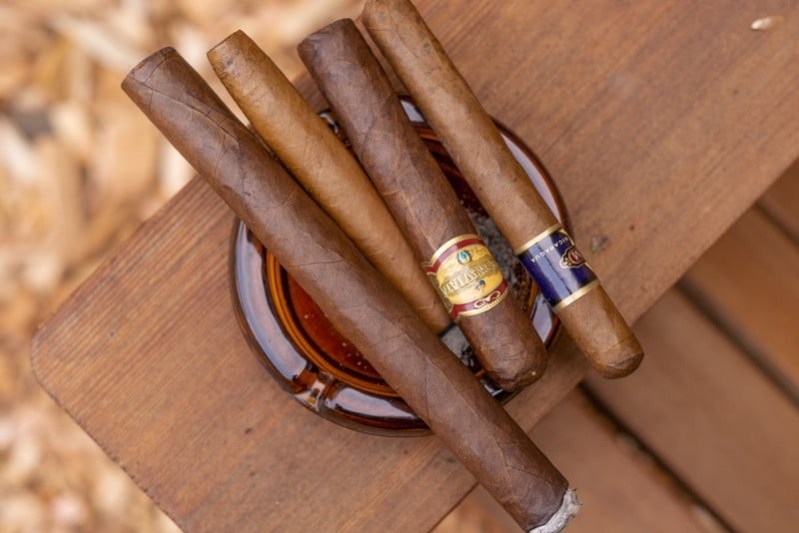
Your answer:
586;290;799;533
32;176;587;532
438;391;714;533
682;208;799;399
32;0;799;530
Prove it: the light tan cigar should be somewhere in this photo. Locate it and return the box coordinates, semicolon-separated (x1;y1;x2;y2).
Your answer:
208;30;450;333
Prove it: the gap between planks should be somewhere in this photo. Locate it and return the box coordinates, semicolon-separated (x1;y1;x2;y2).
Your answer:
680;204;799;404
437;389;724;533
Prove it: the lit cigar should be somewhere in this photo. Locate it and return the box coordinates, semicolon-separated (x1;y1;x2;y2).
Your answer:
208;31;450;333
297;20;546;391
363;0;644;378
122;48;579;532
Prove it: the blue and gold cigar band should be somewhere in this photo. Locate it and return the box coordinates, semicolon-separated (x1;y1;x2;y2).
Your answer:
424;234;508;321
515;224;599;312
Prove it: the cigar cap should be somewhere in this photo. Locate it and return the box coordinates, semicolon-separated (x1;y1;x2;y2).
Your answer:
298;18;353;50
557;287;644;378
126;46;176;82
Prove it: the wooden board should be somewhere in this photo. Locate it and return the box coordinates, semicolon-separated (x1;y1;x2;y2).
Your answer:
32;177;588;532
585;290;799;533
438;391;713;533
682;208;799;399
32;1;799;530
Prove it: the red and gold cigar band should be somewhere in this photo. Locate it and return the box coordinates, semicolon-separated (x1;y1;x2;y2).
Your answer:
423;234;509;321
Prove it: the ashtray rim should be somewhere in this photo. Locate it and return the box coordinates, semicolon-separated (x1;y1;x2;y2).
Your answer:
229;96;570;437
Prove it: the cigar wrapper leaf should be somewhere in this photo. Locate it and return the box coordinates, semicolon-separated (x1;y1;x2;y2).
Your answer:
121;48;578;532
295;20;546;391
208;30;450;334
363;0;644;378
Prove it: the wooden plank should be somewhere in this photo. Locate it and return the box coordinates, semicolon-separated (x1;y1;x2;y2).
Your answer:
32;0;799;530
438;392;714;533
585;290;799;533
759;161;799;243
681;208;799;398
416;0;799;319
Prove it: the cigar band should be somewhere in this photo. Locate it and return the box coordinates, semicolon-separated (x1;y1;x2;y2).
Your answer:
423;234;508;321
516;224;599;312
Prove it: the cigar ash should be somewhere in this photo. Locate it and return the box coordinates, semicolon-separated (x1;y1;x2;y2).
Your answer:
231;97;567;435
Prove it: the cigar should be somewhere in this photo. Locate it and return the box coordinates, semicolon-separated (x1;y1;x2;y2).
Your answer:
363;0;644;378
296;20;546;391
122;48;579;532
208;31;450;334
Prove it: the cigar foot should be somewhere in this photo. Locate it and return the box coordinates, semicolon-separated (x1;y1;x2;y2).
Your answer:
595;351;644;379
488;357;546;391
530;488;581;533
556;287;644;379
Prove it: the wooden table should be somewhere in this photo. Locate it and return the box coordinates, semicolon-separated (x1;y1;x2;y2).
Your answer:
31;1;799;531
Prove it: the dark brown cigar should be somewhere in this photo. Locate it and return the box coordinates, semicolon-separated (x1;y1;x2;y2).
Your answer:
207;31;449;334
296;20;546;391
363;0;644;378
122;48;578;532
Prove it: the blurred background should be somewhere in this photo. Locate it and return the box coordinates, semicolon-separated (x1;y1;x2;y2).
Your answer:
0;1;362;531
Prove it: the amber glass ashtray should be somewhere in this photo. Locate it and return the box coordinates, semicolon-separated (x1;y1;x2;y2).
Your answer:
231;98;568;436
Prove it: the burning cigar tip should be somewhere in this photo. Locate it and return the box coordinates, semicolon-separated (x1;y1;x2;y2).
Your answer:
530;488;581;533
